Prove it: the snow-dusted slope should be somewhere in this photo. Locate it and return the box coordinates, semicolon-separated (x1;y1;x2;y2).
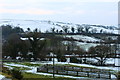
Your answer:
0;19;118;34
1;19;117;50
64;35;101;51
0;19;62;32
65;35;102;42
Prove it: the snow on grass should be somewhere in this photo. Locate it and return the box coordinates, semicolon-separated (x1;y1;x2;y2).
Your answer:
34;72;95;79
65;35;101;42
89;26;118;34
4;63;30;68
76;42;98;51
70;63;117;71
63;35;101;51
4;61;117;79
26;61;119;71
0;74;5;79
0;19;118;34
4;63;35;71
0;19;62;32
63;41;98;51
4;60;119;72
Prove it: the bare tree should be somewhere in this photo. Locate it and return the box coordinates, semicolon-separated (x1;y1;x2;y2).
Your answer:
27;28;31;32
91;28;97;33
62;26;69;33
26;28;46;60
71;27;75;33
77;26;84;33
3;33;22;59
51;27;55;33
84;26;91;33
88;45;111;65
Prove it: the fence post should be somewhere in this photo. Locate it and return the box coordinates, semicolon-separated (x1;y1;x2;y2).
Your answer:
56;70;58;74
90;68;92;72
109;71;111;79
81;67;83;71
76;71;78;76
64;66;66;70
87;72;89;77
46;67;48;73
66;70;68;75
37;68;38;72
72;66;74;70
98;72;100;78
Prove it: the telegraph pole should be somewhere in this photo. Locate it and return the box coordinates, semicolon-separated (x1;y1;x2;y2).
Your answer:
52;52;55;78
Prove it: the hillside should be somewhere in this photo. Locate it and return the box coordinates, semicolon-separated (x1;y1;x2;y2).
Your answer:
0;19;118;34
0;19;118;51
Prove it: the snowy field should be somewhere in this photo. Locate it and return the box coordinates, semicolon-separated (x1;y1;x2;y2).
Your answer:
65;35;102;42
0;19;118;34
3;61;118;79
63;35;101;51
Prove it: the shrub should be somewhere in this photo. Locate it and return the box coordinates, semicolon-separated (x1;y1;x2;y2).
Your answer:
61;56;66;62
70;57;79;63
117;71;120;80
11;68;23;80
2;67;11;74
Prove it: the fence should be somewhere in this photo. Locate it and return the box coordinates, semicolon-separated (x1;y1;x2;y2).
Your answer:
37;64;114;79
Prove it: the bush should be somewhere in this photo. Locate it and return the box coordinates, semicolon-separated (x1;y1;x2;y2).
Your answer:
117;71;120;80
70;57;79;63
2;67;11;74
11;68;23;80
61;56;66;62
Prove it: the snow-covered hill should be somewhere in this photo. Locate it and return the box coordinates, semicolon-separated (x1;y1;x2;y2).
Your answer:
1;19;118;50
0;19;62;32
0;19;118;34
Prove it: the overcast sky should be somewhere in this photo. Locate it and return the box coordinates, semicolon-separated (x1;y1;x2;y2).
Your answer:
0;0;119;26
